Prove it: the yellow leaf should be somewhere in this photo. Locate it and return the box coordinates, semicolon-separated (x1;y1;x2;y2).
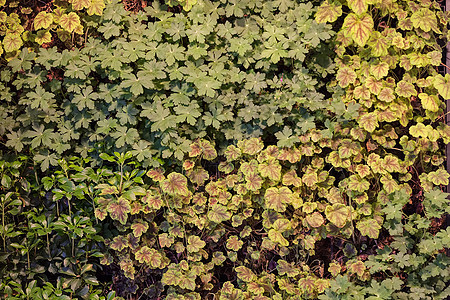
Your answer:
88;0;106;16
59;12;81;33
342;13;374;47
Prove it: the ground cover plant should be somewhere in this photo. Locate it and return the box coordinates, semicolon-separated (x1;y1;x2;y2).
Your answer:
0;0;449;299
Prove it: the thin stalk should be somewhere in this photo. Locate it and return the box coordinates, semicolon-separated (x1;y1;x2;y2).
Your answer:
46;232;51;258
1;200;5;251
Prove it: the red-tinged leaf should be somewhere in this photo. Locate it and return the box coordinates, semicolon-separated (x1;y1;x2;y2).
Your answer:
365;76;382;95
159;233;174;248
347;261;366;276
359;112;378;132
235;266;256;282
370;62;389;80
411;8;439;33
347;0;368;15
328;262;341;277
59;12;81;33
316;279;330;293
396;80;417;97
224;145;241;161
282;170;302;187
187;167;209;185
264;187;292;212
383;155;401;173
87;0;106;16
100;185;118;195
110;235;128;251
94;208;107;221
302;170;318;187
183;160;195;170
161;172;189;196
356;218;381;238
245;173;263;192
258;159;281;181
226;235;243;251
427;169;450;186
298;276;316;293
354;85;371;100
218;161;234;174
189;139;217;160
336;66;357;88
207;204;231;223
240;160;259;176
343;13;373;47
3;33;23;52
72;0;90;10
146;168;165;182
355;165;371;178
419;93;440;112
187;235;206;253
131;220;149;238
325;203;350;228
34;11;53;30
378;88;395;102
107;198;131;225
238;137;264;155
278;148;301;163
143;190;163;209
315;0;342;23
348;175;370;192
135;246;161;267
130;202;142;214
306;212;325;228
247;282;264;295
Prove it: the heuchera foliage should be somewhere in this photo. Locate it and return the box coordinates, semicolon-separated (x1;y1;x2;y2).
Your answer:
0;0;450;299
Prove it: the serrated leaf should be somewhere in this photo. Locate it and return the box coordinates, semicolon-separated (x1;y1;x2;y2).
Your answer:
356;219;381;238
110;235;128;251
187;235;206;253
3;33;23;52
347;261;366;276
342;13;373;47
226;236;243;251
419;93;440;112
427;169;449;186
264;187;292;212
208;204;231;223
336;67;357;88
411;8;439;33
35;30;52;45
306;212;325;228
189;139;217;160
238;138;264;155
370;62;389;80
106;198;130;225
359;112;378;132
87;0;105;15
59;12;81;33
282;170;302;187
161;172;189;196
258;159;281;181
34;11;53;30
325;203;350;228
235;266;256;283
315;0;342;23
348;0;368;15
131;220;149;238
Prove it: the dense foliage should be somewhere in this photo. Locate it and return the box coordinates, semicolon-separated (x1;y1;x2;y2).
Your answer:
0;0;449;299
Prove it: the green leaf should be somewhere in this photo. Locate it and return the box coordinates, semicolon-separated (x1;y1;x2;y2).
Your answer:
315;0;342;23
325;204;350;228
268;229;289;247
419;93;440;112
342;13;373;47
356;219;381;239
427;169;449;186
106;197;131;225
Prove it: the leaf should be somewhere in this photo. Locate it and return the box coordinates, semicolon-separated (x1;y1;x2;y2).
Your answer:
419;93;440;112
187;235;206;253
306;212;325;228
110;236;128;251
88;0;106;16
189;139;217;160
325;203;350;228
131;220;149;238
264;187;292;212
135;246;161;268
411;8;439;33
427;169;450;186
59;12;81;33
258;159;282;181
187;167;209;186
342;13;374;47
161;172;189;196
356;219;381;238
235;266;256;283
348;0;368;15
348;175;370;192
370;62;389;80
359;112;378;132
226;236;243;251
35;30;52;45
207;204;231;223
336;67;357;88
146;169;165;182
315;0;342;23
347;261;366;276
268;228;289;247
106;198;131;225
238;138;264;155
245;173;263;192
396;80;417;98
34;11;53;30
282;170;302;187
3;33;23;52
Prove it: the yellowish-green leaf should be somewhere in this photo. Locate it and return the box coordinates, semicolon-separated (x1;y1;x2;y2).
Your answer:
264;187;292;212
419;93;440;112
88;0;106;16
348;0;368;15
342;13;374;47
161;172;189;196
3;33;22;52
306;212;325;228
427;169;450;186
325;203;350;228
187;235;206;253
59;12;81;33
356;219;381;238
35;30;52;45
268;229;289;246
71;0;91;10
34;11;53;30
359;112;378;132
433;74;450;99
315;0;342;23
258;158;281;181
336;66;357;88
370;62;389;80
411;8;439;33
395;80;417;98
235;266;256;282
